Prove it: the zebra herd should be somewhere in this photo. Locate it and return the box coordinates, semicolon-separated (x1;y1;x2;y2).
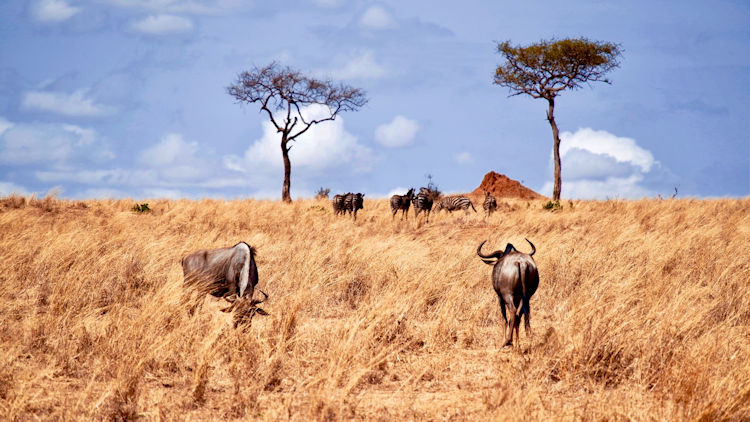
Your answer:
331;188;500;222
331;192;365;220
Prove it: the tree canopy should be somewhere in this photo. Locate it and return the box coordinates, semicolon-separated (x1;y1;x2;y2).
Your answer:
227;62;367;144
494;38;622;100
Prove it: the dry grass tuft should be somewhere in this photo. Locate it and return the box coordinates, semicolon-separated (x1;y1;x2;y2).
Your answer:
0;196;748;420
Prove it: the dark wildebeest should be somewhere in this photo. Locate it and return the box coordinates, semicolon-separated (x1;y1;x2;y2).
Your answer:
390;188;414;220
344;192;365;221
483;191;497;218
182;242;268;324
477;239;539;348
332;193;348;216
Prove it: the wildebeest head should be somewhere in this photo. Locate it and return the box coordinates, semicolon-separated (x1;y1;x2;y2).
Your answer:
476;238;535;265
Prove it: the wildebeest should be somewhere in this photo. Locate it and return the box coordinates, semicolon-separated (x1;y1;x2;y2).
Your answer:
434;196;477;215
483;191;497;217
411;191;433;222
477;238;539;348
344;192;365;221
332;193;347;216
182;242;268;319
390;188;414;220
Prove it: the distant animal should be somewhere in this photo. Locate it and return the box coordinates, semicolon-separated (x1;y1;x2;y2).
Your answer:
483;191;498;217
182;242;268;315
412;191;433;222
344;192;365;221
433;196;477;215
477;239;539;348
390;188;414;220
332;193;347;216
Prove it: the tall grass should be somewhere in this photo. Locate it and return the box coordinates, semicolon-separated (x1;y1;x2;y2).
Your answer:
0;195;748;420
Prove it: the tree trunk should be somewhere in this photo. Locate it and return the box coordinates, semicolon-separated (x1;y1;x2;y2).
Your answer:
280;133;292;203
546;97;562;201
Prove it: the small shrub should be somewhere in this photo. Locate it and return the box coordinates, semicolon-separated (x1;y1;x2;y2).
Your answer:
315;187;330;199
131;203;151;213
542;200;563;211
1;194;26;209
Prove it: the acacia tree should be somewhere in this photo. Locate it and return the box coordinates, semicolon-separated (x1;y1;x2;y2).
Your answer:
494;38;622;201
227;62;368;202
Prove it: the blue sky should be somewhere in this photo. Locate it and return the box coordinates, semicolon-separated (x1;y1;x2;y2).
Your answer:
1;0;748;199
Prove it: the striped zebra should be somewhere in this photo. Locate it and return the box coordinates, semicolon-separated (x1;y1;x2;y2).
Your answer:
390;188;414;220
433;195;477;215
344;192;365;221
411;191;433;222
483;191;498;217
331;193;348;216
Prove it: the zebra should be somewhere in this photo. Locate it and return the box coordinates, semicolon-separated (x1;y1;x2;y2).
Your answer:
411;191;433;222
344;192;365;221
483;191;498;217
390;188;414;220
331;193;348;216
433;195;477;215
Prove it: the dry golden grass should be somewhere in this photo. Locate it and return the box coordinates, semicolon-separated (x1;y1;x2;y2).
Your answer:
1;194;749;420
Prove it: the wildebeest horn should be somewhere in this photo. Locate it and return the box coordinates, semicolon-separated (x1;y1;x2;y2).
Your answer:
477;240;504;265
525;238;536;256
250;289;268;306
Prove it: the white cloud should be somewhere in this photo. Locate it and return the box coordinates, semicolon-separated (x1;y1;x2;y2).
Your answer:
100;0;250;15
540;128;662;199
139;133;198;167
386;187;409;198
224;104;374;175
0;118;13;137
374;115;419;148
0;121;112;165
312;0;344;7
22;90;112;117
32;0;80;23
137;133;217;182
132;14;194;34
0;181;30;196
560;128;655;172
325;51;388;80
360;5;395;29
455;152;473;164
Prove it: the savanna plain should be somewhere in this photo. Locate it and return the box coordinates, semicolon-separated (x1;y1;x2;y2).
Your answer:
0;195;749;421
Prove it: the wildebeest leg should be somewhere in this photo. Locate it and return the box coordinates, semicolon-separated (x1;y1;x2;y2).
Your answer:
513;298;523;349
505;302;517;347
392;209;397;220
497;292;507;345
524;300;532;340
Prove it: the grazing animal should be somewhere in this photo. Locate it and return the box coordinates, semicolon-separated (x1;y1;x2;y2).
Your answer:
412;191;433;222
344;192;365;221
182;242;268;315
477;239;539;348
433;196;477;215
332;193;347;216
483;191;498;217
390;188;414;220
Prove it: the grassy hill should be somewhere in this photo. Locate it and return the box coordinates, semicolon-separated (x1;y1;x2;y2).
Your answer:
1;195;748;420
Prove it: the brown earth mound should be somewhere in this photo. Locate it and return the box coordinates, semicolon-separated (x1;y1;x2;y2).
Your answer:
470;171;545;200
